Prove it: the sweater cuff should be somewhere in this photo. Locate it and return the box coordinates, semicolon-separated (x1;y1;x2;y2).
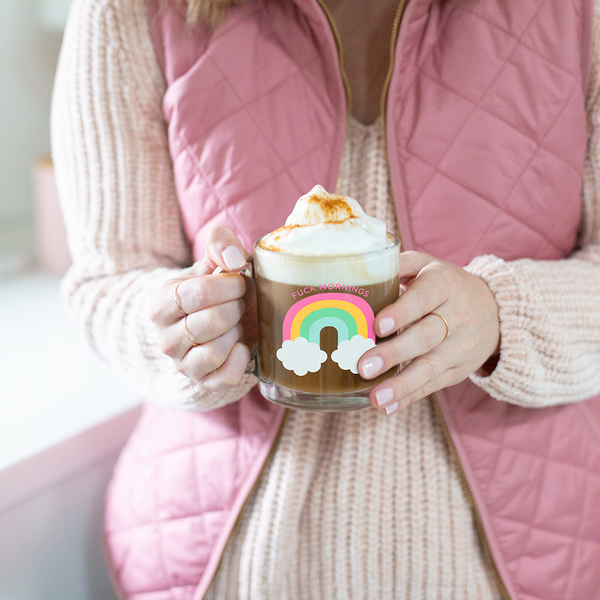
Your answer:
464;254;536;406
173;373;259;412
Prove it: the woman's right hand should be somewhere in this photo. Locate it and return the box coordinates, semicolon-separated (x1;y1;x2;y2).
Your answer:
149;226;257;393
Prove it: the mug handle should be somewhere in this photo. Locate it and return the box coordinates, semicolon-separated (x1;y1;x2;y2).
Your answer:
211;255;258;377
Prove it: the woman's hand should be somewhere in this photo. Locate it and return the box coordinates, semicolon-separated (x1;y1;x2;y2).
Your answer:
149;226;256;394
358;251;500;415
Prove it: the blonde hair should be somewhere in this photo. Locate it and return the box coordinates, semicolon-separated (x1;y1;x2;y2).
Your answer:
181;0;248;26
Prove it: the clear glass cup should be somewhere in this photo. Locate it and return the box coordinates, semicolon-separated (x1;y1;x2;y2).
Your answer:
251;234;400;411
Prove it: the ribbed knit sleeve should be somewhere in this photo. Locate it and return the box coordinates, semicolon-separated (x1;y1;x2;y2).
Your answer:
51;0;256;410
465;5;600;407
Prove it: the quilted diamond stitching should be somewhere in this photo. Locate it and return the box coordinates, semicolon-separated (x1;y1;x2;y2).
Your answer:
154;446;177;598
416;70;581;175
398;0;583;260
458;6;583;79
174;1;342;202
177;131;336;211
396;0;545;142
108;508;230;536
173;55;337;242
407;157;567;258
203;51;328;137
461;407;600;600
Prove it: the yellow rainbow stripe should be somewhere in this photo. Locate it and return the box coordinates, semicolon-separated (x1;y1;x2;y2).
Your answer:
290;300;368;340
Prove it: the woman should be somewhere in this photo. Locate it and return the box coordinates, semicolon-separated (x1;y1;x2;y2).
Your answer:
52;0;600;598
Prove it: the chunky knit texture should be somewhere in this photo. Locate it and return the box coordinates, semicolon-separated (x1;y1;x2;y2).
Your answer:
205;117;500;600
51;0;600;597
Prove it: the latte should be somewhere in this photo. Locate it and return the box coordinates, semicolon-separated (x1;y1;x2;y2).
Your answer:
253;185;400;411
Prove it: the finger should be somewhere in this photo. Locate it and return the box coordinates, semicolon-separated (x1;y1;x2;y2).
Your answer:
152;273;247;326
359;312;450;379
182;299;245;349
201;342;253;393
206;225;250;272
180;324;243;381
369;349;456;414
396;250;435;279
375;270;449;337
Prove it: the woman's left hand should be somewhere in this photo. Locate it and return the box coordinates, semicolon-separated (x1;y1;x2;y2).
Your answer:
358;251;500;415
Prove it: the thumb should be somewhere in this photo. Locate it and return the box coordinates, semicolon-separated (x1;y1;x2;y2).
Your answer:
205;225;250;272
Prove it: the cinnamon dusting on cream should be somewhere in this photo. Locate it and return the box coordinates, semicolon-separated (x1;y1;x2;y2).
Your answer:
258;185;390;255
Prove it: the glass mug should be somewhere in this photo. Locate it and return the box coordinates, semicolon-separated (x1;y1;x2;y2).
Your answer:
244;233;401;411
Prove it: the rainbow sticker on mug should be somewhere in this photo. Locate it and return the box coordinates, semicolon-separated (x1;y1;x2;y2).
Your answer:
276;293;376;376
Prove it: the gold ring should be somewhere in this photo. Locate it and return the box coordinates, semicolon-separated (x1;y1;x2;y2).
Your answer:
174;281;187;316
429;312;449;343
184;314;199;347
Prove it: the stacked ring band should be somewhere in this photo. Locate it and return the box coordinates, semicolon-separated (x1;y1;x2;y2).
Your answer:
174;281;187;316
184;314;199;347
429;312;449;343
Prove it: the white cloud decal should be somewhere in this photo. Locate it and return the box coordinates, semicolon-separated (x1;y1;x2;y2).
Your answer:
276;338;328;376
331;335;376;374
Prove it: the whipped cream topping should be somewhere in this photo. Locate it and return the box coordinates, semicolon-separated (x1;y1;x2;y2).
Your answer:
258;185;391;255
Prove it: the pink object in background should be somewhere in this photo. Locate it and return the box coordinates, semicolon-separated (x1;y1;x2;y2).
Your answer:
34;157;71;275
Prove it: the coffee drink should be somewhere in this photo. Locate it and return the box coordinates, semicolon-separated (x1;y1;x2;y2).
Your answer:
256;275;399;394
253;185;400;411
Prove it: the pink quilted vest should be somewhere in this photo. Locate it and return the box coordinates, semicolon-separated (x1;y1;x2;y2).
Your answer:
104;1;600;599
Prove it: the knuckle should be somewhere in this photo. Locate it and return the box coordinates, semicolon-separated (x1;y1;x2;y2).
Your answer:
217;365;242;389
421;379;440;397
451;363;471;383
157;333;178;357
148;292;167;324
461;335;478;356
190;280;215;309
388;343;408;369
208;224;232;244
427;260;455;287
418;356;440;381
417;321;439;349
429;259;449;275
203;343;229;372
409;285;430;310
203;309;229;339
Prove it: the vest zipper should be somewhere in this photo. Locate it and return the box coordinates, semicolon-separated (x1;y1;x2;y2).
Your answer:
314;0;353;117
380;0;408;253
314;0;352;195
432;396;512;600
203;408;290;597
380;0;408;126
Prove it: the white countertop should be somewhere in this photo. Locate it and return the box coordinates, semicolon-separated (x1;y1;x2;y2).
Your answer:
0;271;140;473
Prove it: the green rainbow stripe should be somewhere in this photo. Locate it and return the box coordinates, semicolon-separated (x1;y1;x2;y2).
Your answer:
300;307;358;344
283;293;375;343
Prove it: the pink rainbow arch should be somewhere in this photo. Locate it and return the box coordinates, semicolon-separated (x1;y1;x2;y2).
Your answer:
282;293;375;342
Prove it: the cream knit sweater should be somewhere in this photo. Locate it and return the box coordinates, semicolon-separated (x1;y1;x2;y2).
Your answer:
51;0;600;598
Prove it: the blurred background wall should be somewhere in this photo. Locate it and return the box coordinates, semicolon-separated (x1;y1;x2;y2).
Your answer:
0;0;67;272
0;2;141;598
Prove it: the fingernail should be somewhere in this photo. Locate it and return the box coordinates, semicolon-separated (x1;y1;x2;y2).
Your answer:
375;387;394;407
222;245;246;270
361;356;383;378
384;401;399;416
378;317;395;336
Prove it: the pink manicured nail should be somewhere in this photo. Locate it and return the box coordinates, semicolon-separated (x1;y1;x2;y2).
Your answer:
384;401;399;415
375;387;394;407
379;317;395;336
361;356;383;378
222;245;246;270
